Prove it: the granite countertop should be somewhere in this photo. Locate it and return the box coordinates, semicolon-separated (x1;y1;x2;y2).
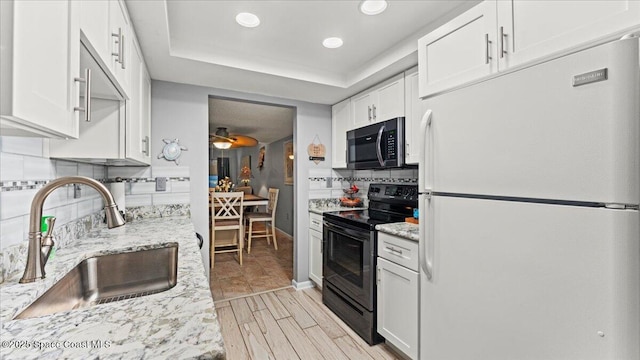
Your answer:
0;217;224;359
376;222;420;242
308;198;367;214
309;206;367;214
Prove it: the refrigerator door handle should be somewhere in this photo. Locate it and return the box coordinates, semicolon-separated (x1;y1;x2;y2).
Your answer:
419;110;433;192
376;124;386;167
419;192;434;280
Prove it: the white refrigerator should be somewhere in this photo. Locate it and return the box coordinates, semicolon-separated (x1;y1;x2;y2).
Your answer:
418;37;639;359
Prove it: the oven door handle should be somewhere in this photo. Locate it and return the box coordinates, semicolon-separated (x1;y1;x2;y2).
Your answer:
323;221;368;243
376;124;386;167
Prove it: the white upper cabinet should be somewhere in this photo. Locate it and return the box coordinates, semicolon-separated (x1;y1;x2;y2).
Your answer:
418;1;497;99
79;0;110;65
331;98;351;168
351;73;405;129
351;91;375;129
404;67;423;165
79;0;131;98
109;0;131;96
497;0;640;69
419;0;640;98
49;6;150;166
126;38;151;164
0;0;81;138
49;41;151;166
375;75;405;122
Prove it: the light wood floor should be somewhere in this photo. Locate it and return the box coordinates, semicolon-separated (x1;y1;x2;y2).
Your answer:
215;287;403;360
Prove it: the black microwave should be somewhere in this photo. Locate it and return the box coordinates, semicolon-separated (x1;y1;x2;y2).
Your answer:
347;117;405;170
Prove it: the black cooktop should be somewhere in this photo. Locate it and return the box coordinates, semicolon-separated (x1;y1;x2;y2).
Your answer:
323;183;418;231
323;209;405;230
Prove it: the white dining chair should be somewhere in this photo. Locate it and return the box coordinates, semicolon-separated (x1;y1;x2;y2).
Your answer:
210;191;244;268
245;188;279;254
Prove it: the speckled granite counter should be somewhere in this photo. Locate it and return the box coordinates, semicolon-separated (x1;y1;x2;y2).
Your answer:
308;198;366;214
0;217;225;360
309;206;367;214
376;222;420;242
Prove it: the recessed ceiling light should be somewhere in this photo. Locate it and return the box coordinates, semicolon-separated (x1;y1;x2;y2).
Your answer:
236;12;260;28
323;37;343;49
359;0;388;15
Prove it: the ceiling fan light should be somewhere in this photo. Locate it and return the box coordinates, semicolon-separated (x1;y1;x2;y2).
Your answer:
359;0;388;15
213;140;232;149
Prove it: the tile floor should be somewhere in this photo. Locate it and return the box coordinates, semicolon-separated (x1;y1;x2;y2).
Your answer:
215;287;402;360
209;226;294;301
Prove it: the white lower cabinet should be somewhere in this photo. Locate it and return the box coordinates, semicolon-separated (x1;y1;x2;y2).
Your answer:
308;212;323;288
377;232;419;359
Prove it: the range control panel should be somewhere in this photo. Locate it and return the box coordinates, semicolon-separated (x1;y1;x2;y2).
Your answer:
368;183;418;202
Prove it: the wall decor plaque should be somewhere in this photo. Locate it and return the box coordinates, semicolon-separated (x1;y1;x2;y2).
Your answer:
307;135;326;164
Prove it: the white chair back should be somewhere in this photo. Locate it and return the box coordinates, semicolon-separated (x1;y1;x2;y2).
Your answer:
267;188;279;216
212;192;244;220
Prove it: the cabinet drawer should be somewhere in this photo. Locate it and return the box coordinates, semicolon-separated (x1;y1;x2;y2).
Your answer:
309;212;323;233
378;232;419;272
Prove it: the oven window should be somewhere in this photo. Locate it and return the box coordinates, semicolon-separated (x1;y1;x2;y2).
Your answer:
326;231;364;288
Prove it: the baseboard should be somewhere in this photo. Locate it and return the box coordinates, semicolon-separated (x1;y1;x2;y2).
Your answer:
291;279;315;290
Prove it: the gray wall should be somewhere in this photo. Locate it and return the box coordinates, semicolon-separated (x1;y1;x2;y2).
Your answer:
211;137;294;236
236;136;294;235
152;80;331;285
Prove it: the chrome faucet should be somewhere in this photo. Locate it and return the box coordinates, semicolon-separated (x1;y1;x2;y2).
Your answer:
19;176;126;283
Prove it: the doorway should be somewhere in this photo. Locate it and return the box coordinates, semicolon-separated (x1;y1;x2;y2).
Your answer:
208;96;296;301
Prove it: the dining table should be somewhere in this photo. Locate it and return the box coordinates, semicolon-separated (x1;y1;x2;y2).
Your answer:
208;190;268;209
242;194;269;208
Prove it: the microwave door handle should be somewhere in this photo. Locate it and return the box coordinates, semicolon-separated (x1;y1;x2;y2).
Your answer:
376;124;386;167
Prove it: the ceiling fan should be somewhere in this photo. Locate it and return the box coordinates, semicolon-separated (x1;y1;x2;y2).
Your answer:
210;127;258;149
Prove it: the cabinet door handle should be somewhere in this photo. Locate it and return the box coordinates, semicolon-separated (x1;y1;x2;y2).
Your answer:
142;136;149;155
367;106;372;121
74;68;91;122
120;34;126;69
500;26;507;58
377;266;381;285
387;246;403;256
485;33;492;64
372;105;376;120
112;28;123;65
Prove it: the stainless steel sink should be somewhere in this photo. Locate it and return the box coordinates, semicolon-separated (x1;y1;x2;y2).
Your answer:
14;243;178;320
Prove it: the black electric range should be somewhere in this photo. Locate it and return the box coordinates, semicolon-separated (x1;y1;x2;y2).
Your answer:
322;183;418;345
323;183;418;230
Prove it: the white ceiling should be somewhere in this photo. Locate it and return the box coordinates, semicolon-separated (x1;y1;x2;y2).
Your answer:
209;97;294;144
125;0;479;105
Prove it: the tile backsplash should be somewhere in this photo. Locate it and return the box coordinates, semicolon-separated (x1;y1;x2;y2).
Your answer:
307;168;418;201
0;136;191;283
0;137;107;250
